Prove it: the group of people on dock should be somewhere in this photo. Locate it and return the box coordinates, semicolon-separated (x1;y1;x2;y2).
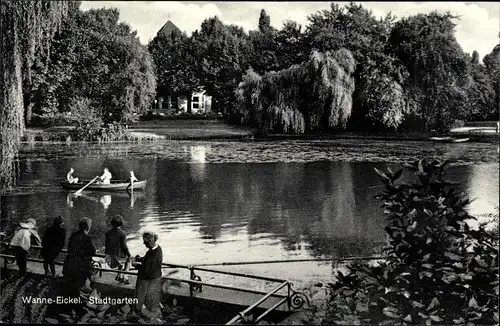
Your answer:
8;214;163;319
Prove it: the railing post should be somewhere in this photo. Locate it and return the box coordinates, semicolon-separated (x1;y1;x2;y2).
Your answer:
287;282;291;312
189;266;194;296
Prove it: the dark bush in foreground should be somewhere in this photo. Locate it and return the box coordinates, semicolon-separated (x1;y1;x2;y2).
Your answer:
324;159;498;325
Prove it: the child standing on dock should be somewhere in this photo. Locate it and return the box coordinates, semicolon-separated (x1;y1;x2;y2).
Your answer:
105;215;132;284
41;216;66;278
9;218;41;276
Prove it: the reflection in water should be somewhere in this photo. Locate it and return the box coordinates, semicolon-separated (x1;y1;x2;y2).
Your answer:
1;146;498;289
466;164;499;228
66;194;74;208
190;145;207;163
67;192;144;211
189;145;208;182
100;195;112;210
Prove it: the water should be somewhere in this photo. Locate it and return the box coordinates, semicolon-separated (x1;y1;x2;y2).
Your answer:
1;139;498;291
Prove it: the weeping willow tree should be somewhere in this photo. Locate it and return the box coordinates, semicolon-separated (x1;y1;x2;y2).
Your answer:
1;1;69;192
236;48;356;133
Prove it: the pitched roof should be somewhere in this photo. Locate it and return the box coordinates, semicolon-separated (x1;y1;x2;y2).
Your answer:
157;20;182;38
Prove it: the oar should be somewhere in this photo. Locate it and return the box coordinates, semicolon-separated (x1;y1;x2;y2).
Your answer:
75;176;99;195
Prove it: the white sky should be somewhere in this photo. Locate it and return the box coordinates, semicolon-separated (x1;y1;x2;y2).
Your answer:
80;1;499;61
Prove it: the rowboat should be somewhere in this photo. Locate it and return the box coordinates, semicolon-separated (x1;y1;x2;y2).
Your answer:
61;179;147;191
430;136;469;143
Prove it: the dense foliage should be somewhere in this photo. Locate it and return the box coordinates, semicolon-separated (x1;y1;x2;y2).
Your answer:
388;13;470;132
231;3;497;133
483;44;500;120
30;7;156;126
148;25;201;104
236;49;356;133
191;17;252;115
147;2;500;133
322;159;499;325
1;0;70;191
2;2;499;189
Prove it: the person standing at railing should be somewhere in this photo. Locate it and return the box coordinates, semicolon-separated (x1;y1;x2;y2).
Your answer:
9;218;42;277
41;216;66;278
105;215;131;284
130;231;163;318
41;216;66;277
60;217;96;319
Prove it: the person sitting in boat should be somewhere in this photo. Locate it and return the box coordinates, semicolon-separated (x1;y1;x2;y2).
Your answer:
98;167;112;185
126;171;139;191
66;168;79;184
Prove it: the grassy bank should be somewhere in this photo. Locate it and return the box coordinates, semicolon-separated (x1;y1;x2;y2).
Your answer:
23;120;494;143
22;120;255;143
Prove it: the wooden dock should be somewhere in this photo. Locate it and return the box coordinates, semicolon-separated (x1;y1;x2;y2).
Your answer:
0;253;306;319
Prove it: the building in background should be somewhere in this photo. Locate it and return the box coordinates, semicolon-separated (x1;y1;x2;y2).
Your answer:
150;20;212;116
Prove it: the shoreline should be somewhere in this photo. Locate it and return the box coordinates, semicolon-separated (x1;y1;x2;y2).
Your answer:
22;120;498;143
20;131;497;144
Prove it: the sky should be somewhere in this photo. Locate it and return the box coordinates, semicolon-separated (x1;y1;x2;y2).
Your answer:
80;1;500;61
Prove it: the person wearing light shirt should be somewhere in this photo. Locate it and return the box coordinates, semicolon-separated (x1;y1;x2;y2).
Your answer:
127;171;139;191
10;218;42;276
99;167;112;184
66;168;79;184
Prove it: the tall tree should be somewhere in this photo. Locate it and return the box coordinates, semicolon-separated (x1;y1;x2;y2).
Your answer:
148;26;201;106
275;20;306;70
31;7;156;125
483;44;500;120
192;16;251;116
471;50;480;64
258;9;271;33
305;2;409;130
249;9;279;74
388;11;469;131
1;1;70;191
236;49;356;133
29;2;81;120
466;51;496;121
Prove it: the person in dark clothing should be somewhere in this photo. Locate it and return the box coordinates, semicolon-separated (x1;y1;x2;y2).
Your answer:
60;217;96;318
41;216;65;277
105;215;131;284
131;231;163;316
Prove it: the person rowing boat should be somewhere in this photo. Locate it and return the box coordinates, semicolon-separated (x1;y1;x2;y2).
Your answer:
98;167;112;184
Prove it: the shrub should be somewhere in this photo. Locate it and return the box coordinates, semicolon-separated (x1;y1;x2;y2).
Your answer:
322;159;498;325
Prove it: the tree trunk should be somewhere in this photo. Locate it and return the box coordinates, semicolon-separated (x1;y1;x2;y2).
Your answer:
187;92;192;114
24;93;34;126
1;26;24;189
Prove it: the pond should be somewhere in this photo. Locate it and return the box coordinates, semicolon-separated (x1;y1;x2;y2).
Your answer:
1;139;498;291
